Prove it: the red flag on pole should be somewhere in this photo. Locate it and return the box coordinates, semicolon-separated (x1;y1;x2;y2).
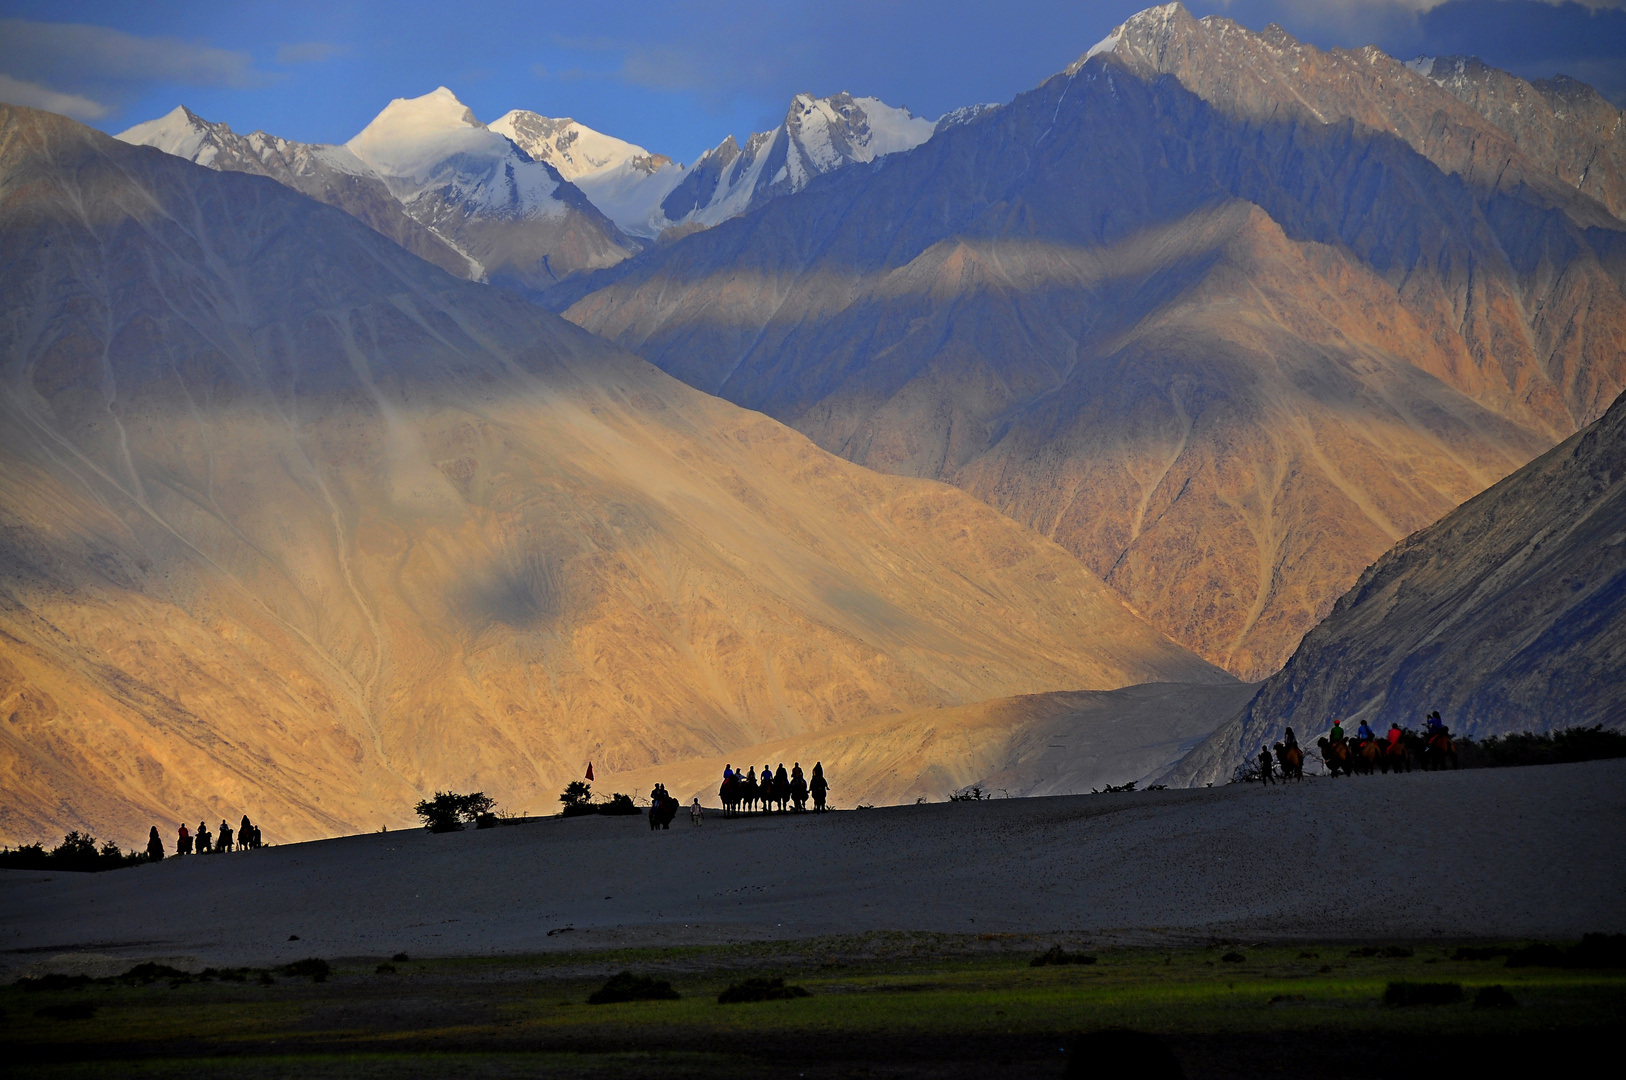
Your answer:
585;762;595;781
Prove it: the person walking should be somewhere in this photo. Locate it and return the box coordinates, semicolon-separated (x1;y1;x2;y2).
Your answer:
145;826;165;862
1258;746;1275;785
690;797;703;826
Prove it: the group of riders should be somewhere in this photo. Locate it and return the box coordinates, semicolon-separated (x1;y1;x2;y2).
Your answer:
1259;711;1458;782
717;761;828;815
170;815;263;855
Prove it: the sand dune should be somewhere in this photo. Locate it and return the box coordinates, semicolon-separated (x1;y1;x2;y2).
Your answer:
4;759;1619;978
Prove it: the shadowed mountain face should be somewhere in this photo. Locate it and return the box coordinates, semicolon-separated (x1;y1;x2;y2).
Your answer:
555;3;1626;681
1165;387;1626;788
0;105;1224;846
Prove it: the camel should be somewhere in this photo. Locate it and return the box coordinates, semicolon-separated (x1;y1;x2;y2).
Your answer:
649;794;680;830
1317;737;1352;778
1422;731;1458;771
1273;742;1304;781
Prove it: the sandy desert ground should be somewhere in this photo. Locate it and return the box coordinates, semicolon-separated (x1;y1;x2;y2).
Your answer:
3;759;1622;980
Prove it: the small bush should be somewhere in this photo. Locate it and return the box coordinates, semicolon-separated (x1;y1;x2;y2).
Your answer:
280;958;331;983
599;793;641;816
1092;781;1138;794
1347;946;1379;958
391;952;410;962
1384;981;1463;1006
415;791;497;832
0;832;145;873
559;781;596;816
949;786;989;801
1032;945;1097;967
1381;946;1413;958
1473;984;1517;1009
1507;934;1626;969
717;977;811;1004
587;971;679;1004
1221;951;1246;963
120;963;190;983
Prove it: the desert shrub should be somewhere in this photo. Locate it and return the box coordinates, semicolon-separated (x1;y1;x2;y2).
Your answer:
415;793;467;832
1092;781;1138;794
120;963;190;983
599;793;640;816
1220;951;1246;963
587;971;679;1004
1384;981;1463;1006
559;781;596;817
1475;726;1626;767
1347;946;1379;958
0;833;145;872
1032;945;1097;967
948;785;989;801
1229;761;1262;784
717;977;810;1004
280;958;331;983
392;953;410;962
474;813;498;829
375;963;397;974
1473;985;1517;1009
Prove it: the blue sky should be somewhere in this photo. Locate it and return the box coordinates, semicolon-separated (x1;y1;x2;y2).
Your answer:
1;1;1623;163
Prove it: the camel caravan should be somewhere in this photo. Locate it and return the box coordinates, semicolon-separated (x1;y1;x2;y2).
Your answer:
1259;712;1459;783
716;762;829;816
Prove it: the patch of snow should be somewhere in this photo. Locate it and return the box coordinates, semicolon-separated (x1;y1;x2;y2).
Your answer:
1404;56;1436;79
850;96;936;155
1084;31;1121;62
487;110;657;182
116;106;217;165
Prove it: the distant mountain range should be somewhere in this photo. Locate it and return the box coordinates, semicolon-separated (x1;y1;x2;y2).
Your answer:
0;102;1219;845
117;87;939;281
551;2;1626;682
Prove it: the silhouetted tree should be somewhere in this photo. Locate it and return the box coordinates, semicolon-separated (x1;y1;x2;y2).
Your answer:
559;781;595;817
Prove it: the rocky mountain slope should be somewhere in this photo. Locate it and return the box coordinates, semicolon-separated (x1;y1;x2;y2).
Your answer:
488;110;684;240
118;88;638;290
554;3;1626;681
1165;388;1626;788
0;103;1224;846
1411;55;1626;222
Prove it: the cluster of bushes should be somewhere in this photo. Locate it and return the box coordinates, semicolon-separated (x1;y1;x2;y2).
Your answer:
15;958;334;992
0;831;147;872
1450;934;1626;968
584;971;812;1006
413;792;497;832
559;782;640;817
1032;945;1097;967
1469;726;1626;767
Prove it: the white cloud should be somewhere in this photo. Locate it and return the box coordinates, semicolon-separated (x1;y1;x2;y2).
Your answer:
0;19;259;89
275;41;343;65
0;73;109;119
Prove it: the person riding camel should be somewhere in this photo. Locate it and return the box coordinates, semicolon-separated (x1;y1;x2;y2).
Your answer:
1328;720;1345;743
723;764;734;782
1356;720;1375;743
1426;710;1447;736
196;821;212;853
791;762;804;782
1388;722;1403;746
1282;726;1298;750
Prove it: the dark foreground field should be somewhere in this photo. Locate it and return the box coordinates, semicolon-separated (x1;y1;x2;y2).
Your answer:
5;935;1622;1079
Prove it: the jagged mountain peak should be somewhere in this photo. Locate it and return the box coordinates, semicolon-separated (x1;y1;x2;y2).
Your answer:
488;109;672;181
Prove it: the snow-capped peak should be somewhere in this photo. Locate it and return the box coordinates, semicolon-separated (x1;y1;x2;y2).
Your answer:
1084;31;1121;62
1404;56;1437;79
488;110;669;181
345;87;565;220
116;105;223;164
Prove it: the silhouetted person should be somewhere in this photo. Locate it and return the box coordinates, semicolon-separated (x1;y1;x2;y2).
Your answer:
1282;726;1298;750
146;826;164;862
240;815;253;849
791;762;804;782
177;823;191;855
196;821;212;853
811;761;828;811
1258;746;1274;785
218;820;234;852
690;797;703;826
